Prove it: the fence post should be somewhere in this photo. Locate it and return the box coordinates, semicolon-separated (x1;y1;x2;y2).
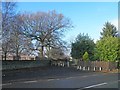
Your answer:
94;67;95;71
63;63;64;67
77;66;79;69
93;61;95;71
118;61;119;69
67;61;69;67
88;67;90;71
83;67;85;70
99;67;102;71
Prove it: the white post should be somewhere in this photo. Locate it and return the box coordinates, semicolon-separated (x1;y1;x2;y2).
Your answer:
77;66;79;69
60;63;62;66
83;67;85;70
80;66;82;70
88;67;90;71
99;67;102;71
94;67;96;71
67;61;69;67
63;63;64;67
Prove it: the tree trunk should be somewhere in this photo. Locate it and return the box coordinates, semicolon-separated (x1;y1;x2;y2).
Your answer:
48;46;50;58
4;52;7;60
16;48;19;60
41;45;44;58
47;40;51;59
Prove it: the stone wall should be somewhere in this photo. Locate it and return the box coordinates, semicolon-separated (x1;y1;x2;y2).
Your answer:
2;60;50;70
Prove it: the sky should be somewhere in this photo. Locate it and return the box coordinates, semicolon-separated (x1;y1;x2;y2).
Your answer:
16;2;118;44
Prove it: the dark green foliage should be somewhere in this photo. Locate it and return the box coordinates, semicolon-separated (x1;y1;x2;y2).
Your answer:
100;22;117;38
71;33;95;60
95;37;119;61
117;38;120;61
95;22;119;62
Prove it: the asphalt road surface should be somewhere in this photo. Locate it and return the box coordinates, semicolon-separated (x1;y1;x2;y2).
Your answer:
2;66;119;89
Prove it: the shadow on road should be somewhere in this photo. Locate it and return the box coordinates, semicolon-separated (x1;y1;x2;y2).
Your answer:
3;66;98;83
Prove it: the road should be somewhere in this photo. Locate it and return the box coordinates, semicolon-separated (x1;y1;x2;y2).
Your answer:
2;66;119;89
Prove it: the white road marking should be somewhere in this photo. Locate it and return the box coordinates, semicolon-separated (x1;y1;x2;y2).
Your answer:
39;78;60;82
65;74;101;80
3;73;117;86
91;74;98;76
84;83;107;88
65;74;102;79
23;80;38;83
82;76;88;78
2;83;12;86
66;77;74;79
47;79;56;81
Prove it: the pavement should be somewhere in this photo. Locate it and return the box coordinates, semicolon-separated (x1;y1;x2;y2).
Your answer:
2;66;120;89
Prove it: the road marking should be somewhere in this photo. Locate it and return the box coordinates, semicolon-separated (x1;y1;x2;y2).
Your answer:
84;74;100;77
42;78;61;81
2;73;111;86
2;83;12;86
47;79;56;81
65;74;103;79
82;76;88;78
23;80;38;83
91;74;98;76
84;83;107;89
66;77;74;79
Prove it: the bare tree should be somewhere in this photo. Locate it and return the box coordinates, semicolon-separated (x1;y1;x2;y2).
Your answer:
2;2;16;60
9;14;34;60
20;10;72;58
2;2;33;60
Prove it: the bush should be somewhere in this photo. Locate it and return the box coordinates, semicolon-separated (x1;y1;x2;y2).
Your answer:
82;52;89;61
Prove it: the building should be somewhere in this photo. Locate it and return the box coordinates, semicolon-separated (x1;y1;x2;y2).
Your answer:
2;54;36;60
